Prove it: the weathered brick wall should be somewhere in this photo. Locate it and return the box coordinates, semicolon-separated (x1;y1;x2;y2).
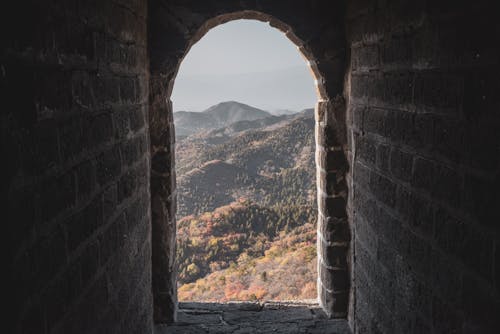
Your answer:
346;0;500;332
148;0;349;322
3;1;153;333
7;1;498;332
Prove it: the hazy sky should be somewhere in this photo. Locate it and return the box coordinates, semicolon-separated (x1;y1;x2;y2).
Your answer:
171;20;317;112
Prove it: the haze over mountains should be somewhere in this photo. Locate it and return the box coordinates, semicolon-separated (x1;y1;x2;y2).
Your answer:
174;101;317;302
172;65;317;112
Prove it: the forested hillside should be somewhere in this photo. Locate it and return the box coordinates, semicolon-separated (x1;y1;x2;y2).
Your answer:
175;104;316;301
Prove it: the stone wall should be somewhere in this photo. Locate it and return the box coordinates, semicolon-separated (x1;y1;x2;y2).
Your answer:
346;0;500;332
4;0;499;333
3;1;153;333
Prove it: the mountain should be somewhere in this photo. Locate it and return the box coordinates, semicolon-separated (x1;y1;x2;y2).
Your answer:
173;111;219;137
174;101;272;137
204;101;271;124
271;109;299;115
175;104;316;302
175;109;315;217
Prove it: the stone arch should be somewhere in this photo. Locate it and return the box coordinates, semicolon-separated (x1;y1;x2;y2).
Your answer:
166;11;329;103
148;3;349;324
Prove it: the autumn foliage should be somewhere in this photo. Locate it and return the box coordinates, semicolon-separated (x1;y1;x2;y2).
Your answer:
175;108;317;302
176;199;317;301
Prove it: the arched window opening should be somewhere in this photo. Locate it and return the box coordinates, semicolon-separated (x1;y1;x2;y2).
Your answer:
172;19;319;304
150;10;350;325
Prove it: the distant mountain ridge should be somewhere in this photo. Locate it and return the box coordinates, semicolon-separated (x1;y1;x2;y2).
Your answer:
174;101;272;137
175;107;315;217
203;101;271;123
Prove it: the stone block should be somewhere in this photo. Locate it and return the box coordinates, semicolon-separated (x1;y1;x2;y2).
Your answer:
59;118;84;163
79;241;100;289
66;198;103;253
354;214;378;257
383;72;414;107
388;110;413;144
356;135;376;166
408;193;435;238
117;170;138;202
151;150;172;175
316;122;342;148
319;284;348;318
463;172;500;226
318;215;350;243
40;172;76;222
375;142;390;172
354;188;377;221
352;160;370;189
319;241;348;269
376;239;396;275
414;72;463;112
98;213;125;265
75;160;96;203
102;183;118;222
129;105;146;132
33;68;72;117
406;231;431;278
351;44;379;71
435;164;462;208
349;73;373;102
407;113;434;151
316;148;348;173
380;34;413;68
432;116;464;163
19;121;60;174
317;169;347;197
30;225;67;292
119;77;137;103
96;145;122;186
369;171;397;208
318;194;347;219
412;157;436;194
113;108;131;140
350;105;365;131
84;112;113;149
389;147;413;183
121;136;140;167
429;250;463;304
7;187;35;250
363;107;387;137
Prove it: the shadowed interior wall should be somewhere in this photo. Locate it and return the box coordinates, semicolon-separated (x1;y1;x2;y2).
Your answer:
3;0;499;333
3;1;153;333
346;0;500;333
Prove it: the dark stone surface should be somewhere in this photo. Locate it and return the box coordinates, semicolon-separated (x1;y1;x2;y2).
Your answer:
4;0;151;333
347;0;500;332
155;302;351;334
4;0;500;333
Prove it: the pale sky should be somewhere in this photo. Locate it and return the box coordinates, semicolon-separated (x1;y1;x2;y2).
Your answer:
171;19;317;112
